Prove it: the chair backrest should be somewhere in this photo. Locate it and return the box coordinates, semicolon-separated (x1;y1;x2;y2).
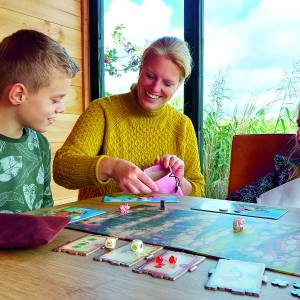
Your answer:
78;187;102;201
227;133;296;195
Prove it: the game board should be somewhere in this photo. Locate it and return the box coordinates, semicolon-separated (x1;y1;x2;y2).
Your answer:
191;200;287;219
67;206;300;276
103;194;178;203
37;206;106;223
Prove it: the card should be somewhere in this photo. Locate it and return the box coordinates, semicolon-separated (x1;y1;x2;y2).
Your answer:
205;259;266;296
93;243;163;267
37;206;106;223
53;234;106;256
191;200;287;219
132;250;205;280
103;194;178;203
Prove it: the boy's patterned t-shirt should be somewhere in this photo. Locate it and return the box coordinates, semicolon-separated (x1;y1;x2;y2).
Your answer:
0;128;53;213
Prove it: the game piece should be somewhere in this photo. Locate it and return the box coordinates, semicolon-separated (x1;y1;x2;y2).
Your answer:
133;250;205;281
104;194;178;203
271;278;289;287
205;259;266;296
292;290;300;298
156;255;164;264
131;239;144;253
105;237;118;249
233;218;245;232
36;206;106;223
119;203;130;215
294;282;300;289
94;243;162;267
191;199;287;219
53;234;106;256
160;200;165;211
168;255;177;264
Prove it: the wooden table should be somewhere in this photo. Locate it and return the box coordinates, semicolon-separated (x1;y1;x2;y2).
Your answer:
1;196;300;300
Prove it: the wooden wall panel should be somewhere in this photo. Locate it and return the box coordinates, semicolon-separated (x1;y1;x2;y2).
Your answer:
0;0;89;205
44;114;79;143
0;8;81;59
0;0;80;30
64;86;83;114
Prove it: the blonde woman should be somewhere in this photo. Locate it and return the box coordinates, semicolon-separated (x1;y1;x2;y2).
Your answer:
54;36;205;199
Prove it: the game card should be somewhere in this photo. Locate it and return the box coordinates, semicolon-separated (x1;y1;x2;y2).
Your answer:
132;250;205;280
93;243;162;267
53;234;106;256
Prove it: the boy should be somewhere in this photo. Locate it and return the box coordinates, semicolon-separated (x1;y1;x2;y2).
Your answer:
0;29;79;213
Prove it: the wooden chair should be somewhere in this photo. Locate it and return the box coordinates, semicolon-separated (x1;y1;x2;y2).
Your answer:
78;187;102;201
227;133;296;196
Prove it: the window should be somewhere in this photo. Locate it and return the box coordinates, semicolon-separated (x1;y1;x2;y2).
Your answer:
104;0;184;111
203;0;300;198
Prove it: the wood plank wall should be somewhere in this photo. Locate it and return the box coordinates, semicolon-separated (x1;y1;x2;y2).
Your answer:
0;0;89;205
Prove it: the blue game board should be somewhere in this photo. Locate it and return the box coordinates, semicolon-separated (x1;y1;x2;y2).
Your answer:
191;200;287;219
37;206;106;223
103;194;178;203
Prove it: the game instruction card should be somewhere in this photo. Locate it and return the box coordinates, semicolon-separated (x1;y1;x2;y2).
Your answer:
205;259;266;296
103;194;178;203
53;234;107;256
93;243;163;267
133;250;205;281
37;206;106;223
191;200;287;219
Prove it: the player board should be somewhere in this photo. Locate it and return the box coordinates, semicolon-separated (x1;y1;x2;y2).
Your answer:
103;194;178;203
37;206;106;223
205;259;266;296
67;206;300;276
53;234;106;256
133;250;205;280
94;243;162;267
191;200;287;219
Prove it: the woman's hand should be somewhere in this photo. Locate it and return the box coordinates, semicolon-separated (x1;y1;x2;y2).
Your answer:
99;157;158;194
154;155;184;180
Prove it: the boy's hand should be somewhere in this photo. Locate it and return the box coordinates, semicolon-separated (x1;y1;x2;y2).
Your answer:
154;155;184;180
103;158;158;194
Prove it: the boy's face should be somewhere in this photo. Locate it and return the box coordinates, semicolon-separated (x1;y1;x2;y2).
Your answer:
18;70;71;133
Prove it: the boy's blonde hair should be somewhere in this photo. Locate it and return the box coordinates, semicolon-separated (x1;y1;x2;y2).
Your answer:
0;29;79;96
140;36;192;82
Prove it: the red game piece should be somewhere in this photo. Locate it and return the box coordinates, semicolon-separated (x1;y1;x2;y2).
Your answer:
155;255;164;264
169;255;177;264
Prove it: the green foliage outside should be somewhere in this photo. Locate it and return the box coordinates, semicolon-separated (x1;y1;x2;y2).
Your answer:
105;25;299;199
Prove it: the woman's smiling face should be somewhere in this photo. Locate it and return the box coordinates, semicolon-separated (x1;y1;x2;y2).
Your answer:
137;55;181;111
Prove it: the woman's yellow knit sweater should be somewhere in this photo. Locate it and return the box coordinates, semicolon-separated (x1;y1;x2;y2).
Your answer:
53;86;205;199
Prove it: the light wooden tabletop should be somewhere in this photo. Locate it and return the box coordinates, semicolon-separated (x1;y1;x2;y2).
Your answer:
1;196;300;300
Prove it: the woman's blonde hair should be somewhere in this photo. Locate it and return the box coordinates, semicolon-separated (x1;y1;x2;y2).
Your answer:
140;36;193;82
